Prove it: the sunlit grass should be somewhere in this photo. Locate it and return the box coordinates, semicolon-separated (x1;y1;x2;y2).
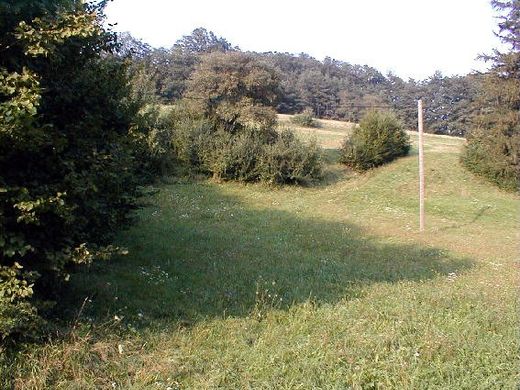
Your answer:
4;116;519;389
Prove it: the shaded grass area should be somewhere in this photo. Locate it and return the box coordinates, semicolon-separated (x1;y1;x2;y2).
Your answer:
3;117;519;389
62;184;473;324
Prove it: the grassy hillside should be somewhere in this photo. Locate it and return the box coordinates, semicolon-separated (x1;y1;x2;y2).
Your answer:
4;116;519;389
278;113;356;149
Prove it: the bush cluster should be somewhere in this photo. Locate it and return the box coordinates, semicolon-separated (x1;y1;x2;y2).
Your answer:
159;106;322;184
156;52;324;185
290;108;318;127
340;111;410;171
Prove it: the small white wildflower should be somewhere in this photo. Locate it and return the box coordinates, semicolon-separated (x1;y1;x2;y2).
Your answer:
117;344;124;354
114;315;121;321
447;272;457;281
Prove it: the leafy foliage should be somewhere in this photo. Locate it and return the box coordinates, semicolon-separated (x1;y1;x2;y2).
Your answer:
463;114;519;190
185;51;279;132
117;28;234;104
125;27;481;136
0;1;144;339
155;106;322;184
257;130;322;184
174;27;235;54
147;52;322;184
290;108;317;127
461;0;520;191
340;111;410;171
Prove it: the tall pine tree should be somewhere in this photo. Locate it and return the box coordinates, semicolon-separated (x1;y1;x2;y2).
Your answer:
462;0;519;190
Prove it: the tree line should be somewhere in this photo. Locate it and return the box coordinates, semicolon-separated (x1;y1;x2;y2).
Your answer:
122;27;483;137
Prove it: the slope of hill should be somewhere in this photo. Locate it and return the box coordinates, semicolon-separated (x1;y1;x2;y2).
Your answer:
6;117;519;389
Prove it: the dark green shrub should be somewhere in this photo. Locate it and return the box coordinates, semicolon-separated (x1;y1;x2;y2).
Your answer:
340;111;410;171
130;105;173;176
461;111;519;191
168;121;322;184
460;2;519;192
290;108;317;127
196;129;263;181
156;104;323;184
258;130;322;184
0;2;145;339
173;118;215;168
159;104;214;169
160;50;324;185
133;104;201;176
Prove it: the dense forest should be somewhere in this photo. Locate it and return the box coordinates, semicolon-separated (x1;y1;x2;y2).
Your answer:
120;28;483;136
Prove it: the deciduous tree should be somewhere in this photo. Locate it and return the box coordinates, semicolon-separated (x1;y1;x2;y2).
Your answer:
0;0;143;338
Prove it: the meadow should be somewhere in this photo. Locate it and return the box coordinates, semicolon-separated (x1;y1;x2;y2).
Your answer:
5;116;519;389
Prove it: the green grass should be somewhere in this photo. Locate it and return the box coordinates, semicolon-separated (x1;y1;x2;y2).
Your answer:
3;116;519;389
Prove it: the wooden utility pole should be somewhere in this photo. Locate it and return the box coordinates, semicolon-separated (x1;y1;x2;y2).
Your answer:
418;99;425;232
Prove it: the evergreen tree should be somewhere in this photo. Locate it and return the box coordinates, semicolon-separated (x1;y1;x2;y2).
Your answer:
462;0;519;190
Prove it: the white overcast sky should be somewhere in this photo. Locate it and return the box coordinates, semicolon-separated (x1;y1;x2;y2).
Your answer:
104;0;502;80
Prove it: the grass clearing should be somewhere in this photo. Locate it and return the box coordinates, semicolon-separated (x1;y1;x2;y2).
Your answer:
278;114;355;150
3;116;519;389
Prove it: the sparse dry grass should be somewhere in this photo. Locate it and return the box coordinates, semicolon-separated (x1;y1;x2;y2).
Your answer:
3;116;519;389
277;114;355;149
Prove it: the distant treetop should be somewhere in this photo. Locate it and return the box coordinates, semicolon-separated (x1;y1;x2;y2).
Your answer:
174;27;237;54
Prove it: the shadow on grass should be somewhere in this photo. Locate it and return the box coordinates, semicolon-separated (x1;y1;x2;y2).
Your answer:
60;182;474;330
439;205;491;231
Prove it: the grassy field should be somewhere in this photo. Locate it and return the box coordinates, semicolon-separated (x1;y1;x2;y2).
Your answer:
4;116;519;389
277;113;356;149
